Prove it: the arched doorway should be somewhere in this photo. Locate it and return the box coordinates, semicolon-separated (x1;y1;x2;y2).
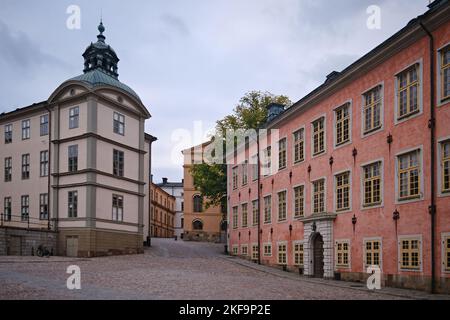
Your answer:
312;233;324;278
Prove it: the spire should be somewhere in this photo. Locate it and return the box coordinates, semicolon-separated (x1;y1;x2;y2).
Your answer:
97;19;105;43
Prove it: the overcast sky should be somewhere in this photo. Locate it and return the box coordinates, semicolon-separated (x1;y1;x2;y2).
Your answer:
0;0;430;182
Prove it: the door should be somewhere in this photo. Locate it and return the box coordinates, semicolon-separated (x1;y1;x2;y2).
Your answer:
8;236;22;255
66;236;79;257
313;233;324;278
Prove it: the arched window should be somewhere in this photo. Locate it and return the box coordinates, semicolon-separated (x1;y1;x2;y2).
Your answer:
192;219;203;230
193;194;203;212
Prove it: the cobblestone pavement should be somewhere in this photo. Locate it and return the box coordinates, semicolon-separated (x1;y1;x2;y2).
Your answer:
0;238;448;300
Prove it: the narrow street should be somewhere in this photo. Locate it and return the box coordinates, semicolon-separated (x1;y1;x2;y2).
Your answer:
0;238;447;300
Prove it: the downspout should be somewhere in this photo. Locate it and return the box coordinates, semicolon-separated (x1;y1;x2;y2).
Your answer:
419;20;436;294
44;104;52;231
257;128;261;265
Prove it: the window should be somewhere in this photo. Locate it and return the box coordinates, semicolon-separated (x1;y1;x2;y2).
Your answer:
336;241;350;268
397;64;420;119
398;150;421;200
440;46;450;102
69;107;79;129
4;124;12;144
232;167;238;189
112;194;124;221
232;206;238;229
278;138;287;169
22;119;30;140
335;103;350;146
312;179;325;214
21;154;30;180
241;245;248;256
335;171;350;212
68;145;78;172
312;117;325;156
277;191;287;221
4;197;11;221
113;149;124;177
364;239;381;268
113;112;125;135
263;195;271;223
293;128;304;163
263;243;272;257
242;162;248;186
40;114;49;136
21;195;29;221
277;243;287;265
193;220;203;230
241;203;248;228
363;86;382;134
444;235;450;272
294;242;304;266
263;146;271;176
68;191;78;218
252;244;259;261
252;200;259;226
40;150;49;177
4;157;12;182
363;161;382;207
39;193;48;220
232;245;238;255
293;185;304;218
193;194;202;212
441;141;450;193
399;238;421;270
251;155;258;181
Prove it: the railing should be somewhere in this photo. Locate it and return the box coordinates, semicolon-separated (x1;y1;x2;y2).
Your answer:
0;212;54;230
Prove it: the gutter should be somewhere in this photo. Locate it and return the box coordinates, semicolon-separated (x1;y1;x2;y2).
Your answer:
418;21;436;294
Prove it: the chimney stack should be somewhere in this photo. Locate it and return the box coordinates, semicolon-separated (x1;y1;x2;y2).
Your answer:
162;177;168;184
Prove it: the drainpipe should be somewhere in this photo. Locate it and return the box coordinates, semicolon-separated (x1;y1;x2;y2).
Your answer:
44;104;52;231
419;20;436;294
257;128;261;265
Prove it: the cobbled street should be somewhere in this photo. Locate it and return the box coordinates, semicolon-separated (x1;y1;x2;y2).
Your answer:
0;238;448;300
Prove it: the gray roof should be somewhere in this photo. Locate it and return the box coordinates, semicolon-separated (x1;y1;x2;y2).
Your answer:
69;69;141;101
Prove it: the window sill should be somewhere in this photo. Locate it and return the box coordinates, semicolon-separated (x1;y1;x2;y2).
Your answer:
395;109;421;124
362;126;383;138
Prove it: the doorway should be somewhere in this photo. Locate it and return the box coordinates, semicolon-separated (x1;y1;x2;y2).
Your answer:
66;236;79;257
312;233;324;278
8;236;22;255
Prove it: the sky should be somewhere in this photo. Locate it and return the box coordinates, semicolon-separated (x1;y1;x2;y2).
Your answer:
0;0;431;182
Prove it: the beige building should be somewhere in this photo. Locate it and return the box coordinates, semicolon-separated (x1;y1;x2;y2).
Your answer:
150;183;175;238
182;141;226;242
0;21;154;257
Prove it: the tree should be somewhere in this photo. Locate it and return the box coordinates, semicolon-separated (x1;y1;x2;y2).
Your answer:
190;91;291;209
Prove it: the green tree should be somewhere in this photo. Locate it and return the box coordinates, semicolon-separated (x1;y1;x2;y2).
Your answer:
190;91;291;209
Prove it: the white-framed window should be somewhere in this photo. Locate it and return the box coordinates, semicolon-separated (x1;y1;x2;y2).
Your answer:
232;206;238;229
293;128;305;164
440;139;450;194
242;161;248;186
335;171;351;212
362;161;382;207
293;241;304;266
4;124;12;144
438;44;450;104
312;116;325;156
363;238;382;269
263;146;272;176
395;61;423;122
362;84;383;135
232;166;238;190
398;235;422;271
293;185;304;218
3;197;11;221
4;157;12;182
232;245;238;256
22;119;30;140
334;102;351;147
241;203;248;228
68;191;78;218
442;233;450;273
40;114;49;136
21;195;29;221
277;190;287;221
252;244;259;261
112;194;124;221
39;193;48;220
335;240;350;268
251;155;258;181
277;242;287;265
263;243;272;257
252;199;259;226
312;178;325;214
69;106;79;129
241;244;248;256
263;195;272;224
68;145;78;172
396;148;422;202
113;112;125;135
21;154;30;180
40;150;49;177
278;138;287;170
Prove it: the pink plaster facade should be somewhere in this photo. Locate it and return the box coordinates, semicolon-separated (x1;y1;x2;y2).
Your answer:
227;3;450;293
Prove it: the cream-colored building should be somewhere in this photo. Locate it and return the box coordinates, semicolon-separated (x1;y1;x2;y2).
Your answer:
0;21;154;257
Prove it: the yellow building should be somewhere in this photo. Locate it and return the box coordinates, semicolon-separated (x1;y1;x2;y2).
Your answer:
150;183;175;238
182;141;226;242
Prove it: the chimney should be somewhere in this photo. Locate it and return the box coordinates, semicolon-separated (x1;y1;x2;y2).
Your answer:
325;71;340;83
267;103;285;123
162;177;168;184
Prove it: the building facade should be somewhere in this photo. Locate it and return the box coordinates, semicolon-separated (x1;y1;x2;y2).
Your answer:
157;178;184;238
150;182;176;238
0;22;153;257
227;1;450;293
182;142;226;242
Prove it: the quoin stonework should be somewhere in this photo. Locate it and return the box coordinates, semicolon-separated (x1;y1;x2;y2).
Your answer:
227;1;450;293
0;21;155;257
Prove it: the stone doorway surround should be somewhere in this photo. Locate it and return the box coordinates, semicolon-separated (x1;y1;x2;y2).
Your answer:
299;213;336;279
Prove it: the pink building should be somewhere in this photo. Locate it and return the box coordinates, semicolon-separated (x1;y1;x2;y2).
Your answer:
227;1;450;293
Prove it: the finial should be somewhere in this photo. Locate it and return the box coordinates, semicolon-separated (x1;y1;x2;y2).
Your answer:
97;19;106;42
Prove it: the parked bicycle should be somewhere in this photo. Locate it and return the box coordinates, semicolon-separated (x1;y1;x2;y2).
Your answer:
36;244;51;258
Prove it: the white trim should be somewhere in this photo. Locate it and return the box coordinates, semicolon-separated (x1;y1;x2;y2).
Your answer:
276;188;288;222
437;136;450;197
240;202;248;228
310;113;327;159
262;193;273;225
292;125;306;166
437;42;450;107
292;182;306;219
310;176;327;214
362;237;383;272
333;99;353;150
394;58;424;125
240;243;248;256
441;232;450;274
394;145;424;204
263;242;273;257
361;81;385;138
397;234;423;273
277;135;288;171
334;239;351;269
277;241;288;265
333;168;352;214
292;240;305;266
360;158;384;210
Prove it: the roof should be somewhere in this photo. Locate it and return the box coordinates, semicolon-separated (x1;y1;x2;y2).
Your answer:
156;182;184;188
69;69;141;101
